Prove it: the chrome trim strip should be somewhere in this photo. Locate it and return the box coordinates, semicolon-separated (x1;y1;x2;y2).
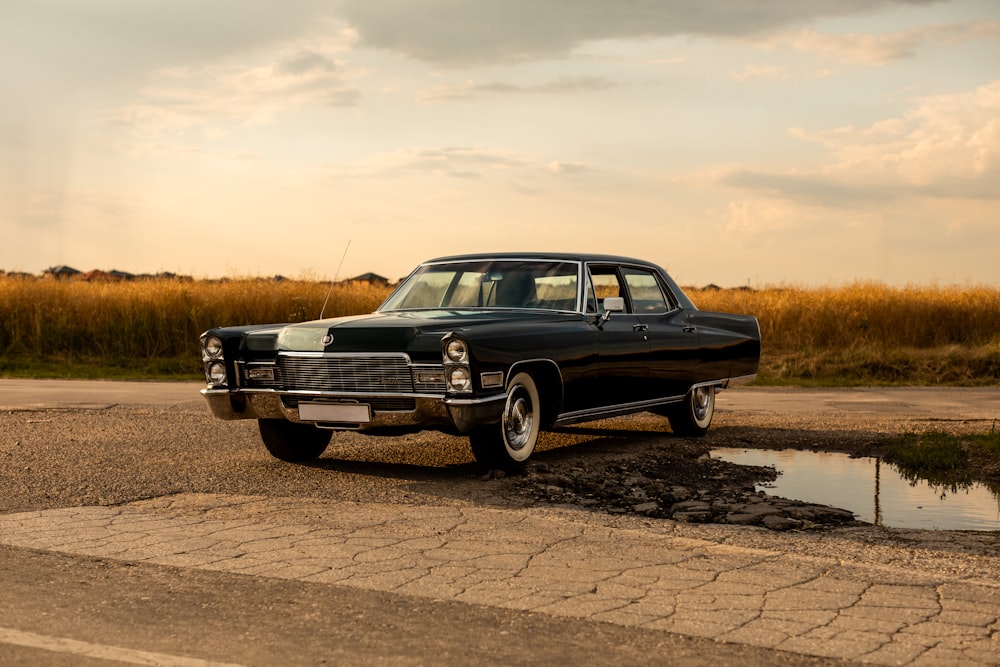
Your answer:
691;379;727;391
553;375;750;426
238;388;447;400
555;394;686;426
277;351;413;360
442;393;507;407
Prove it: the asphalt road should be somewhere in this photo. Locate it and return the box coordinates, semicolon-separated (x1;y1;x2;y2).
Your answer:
2;378;999;419
1;380;998;666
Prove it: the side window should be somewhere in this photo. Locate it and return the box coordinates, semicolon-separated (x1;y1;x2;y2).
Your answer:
622;268;670;313
586;266;629;313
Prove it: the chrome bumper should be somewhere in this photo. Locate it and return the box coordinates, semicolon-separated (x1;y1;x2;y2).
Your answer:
201;388;506;434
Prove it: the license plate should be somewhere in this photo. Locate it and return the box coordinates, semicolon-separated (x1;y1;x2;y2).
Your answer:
298;402;371;423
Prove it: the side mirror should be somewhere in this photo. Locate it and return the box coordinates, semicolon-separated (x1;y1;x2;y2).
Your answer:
600;297;625;325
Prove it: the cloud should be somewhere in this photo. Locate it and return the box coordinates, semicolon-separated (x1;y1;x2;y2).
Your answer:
718;169;895;205
793;79;1000;195
278;50;341;76
775;22;1000;65
336;0;939;65
724;199;796;238
109;38;362;152
731;65;791;82
547;161;593;175
416;75;614;102
335;146;529;180
711;79;1000;207
1;2;352;164
328;146;594;184
2;0;335;98
705;79;1000;250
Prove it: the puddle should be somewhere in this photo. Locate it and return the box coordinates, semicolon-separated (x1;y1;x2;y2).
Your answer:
711;448;1000;531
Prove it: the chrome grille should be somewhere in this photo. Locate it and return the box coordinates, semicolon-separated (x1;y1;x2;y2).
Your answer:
276;354;445;393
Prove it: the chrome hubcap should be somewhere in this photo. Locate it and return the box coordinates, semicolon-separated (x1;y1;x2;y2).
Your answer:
692;387;711;420
504;391;533;451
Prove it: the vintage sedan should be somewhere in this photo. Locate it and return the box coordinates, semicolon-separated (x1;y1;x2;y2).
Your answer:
200;253;760;471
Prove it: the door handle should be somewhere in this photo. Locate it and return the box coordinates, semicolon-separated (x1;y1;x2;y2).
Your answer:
633;324;648;332
683;325;697;333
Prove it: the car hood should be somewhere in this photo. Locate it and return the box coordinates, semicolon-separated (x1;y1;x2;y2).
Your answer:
259;309;576;355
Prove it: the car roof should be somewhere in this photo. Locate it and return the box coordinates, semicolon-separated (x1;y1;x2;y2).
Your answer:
422;252;659;267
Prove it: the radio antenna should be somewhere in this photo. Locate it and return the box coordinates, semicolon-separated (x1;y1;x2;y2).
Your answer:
319;239;351;319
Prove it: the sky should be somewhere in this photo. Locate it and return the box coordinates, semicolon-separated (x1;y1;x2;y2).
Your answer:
2;0;999;287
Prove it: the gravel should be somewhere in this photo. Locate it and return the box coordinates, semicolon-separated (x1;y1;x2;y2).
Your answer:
0;404;987;533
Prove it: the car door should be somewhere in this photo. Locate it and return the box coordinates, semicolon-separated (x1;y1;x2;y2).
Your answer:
585;265;651;407
621;266;701;399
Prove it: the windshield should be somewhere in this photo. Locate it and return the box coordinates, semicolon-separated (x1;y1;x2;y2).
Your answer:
380;260;581;312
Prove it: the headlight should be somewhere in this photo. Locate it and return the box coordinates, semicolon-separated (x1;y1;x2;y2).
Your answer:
207;361;227;386
203;335;223;359
444;338;468;363
447;366;472;392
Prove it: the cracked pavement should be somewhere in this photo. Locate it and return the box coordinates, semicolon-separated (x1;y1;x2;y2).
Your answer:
1;381;999;665
2;492;998;665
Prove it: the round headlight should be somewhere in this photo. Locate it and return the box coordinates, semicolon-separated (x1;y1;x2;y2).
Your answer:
447;366;472;391
207;361;227;386
204;336;223;359
445;338;468;363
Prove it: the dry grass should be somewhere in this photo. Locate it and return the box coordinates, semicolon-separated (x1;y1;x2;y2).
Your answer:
1;277;999;384
0;277;388;376
689;282;1000;385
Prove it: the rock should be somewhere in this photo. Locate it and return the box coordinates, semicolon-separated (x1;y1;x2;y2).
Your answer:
761;515;803;531
726;503;783;524
671;500;711;512
670;486;691;501
508;437;864;531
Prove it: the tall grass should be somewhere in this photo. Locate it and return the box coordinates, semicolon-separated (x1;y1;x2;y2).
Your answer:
0;277;388;376
690;282;1000;384
1;276;999;384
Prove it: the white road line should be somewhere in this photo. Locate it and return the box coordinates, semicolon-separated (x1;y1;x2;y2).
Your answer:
0;627;246;667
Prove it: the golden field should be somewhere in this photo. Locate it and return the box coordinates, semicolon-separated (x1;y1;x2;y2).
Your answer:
1;275;999;384
0;276;387;378
689;283;1000;385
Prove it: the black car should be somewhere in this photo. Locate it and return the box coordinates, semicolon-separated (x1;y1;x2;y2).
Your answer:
200;253;760;471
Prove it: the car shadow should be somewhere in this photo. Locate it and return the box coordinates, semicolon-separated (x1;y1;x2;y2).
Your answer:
296;455;480;480
290;419;687;486
266;413;889;496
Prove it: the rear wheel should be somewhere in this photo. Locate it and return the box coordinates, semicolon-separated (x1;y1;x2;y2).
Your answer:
469;372;541;473
257;419;332;462
667;386;716;437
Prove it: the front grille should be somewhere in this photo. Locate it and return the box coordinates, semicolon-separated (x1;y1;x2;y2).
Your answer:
279;354;413;392
238;353;448;394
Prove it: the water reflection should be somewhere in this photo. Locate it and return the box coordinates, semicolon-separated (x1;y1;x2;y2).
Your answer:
711;448;1000;531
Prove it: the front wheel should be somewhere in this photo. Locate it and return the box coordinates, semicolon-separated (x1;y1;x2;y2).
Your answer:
258;419;332;462
667;386;716;437
469;372;541;473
